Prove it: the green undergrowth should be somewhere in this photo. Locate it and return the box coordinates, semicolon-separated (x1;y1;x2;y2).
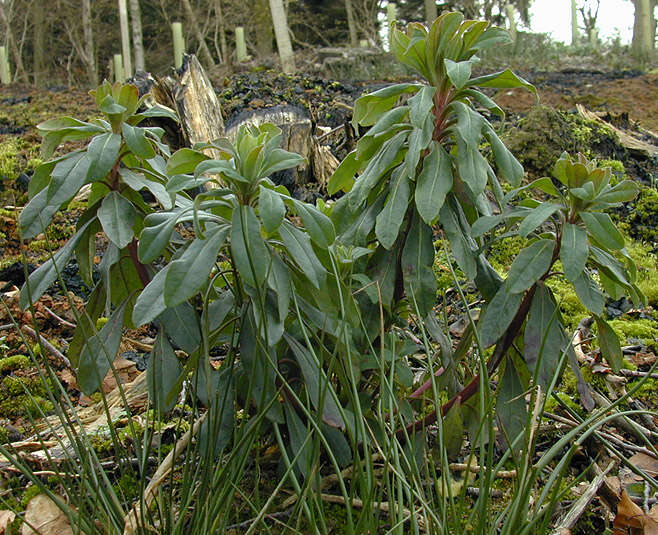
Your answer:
0;355;54;422
503;106;624;178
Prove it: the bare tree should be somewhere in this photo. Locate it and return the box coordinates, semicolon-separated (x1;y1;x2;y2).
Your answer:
578;0;600;47
82;0;98;84
632;0;656;61
129;0;145;71
181;0;216;67
269;0;295;72
0;0;26;81
346;0;359;46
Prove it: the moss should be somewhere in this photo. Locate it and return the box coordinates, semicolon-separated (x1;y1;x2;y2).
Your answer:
622;240;658;307
0;355;30;374
503;106;622;178
607;318;658;346
113;469;141;502
545;392;586;417
615;187;658;244
581;366;609;392
546;275;588;330
20;484;42;509
631;377;658;407
0;374;54;420
488;235;525;276
0;139;21;180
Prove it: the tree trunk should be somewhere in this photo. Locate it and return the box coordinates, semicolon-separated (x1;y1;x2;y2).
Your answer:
255;0;274;57
118;0;133;77
33;1;46;85
129;0;145;71
181;0;216;68
214;0;229;63
345;0;358;47
424;0;437;26
82;0;98;86
0;2;25;81
571;0;579;45
632;0;654;61
269;0;295;73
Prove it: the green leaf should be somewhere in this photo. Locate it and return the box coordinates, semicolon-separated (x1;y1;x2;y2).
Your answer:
479;282;524;347
136;104;179;122
147;331;183;412
496;355;527;448
285;335;345;430
328;151;360;194
87;133;121;180
439;201;477;280
485;127;524;186
232;206;270;289
138;212;179;263
132;265;170;326
349;131;408;209
362;106;410;138
560;223;589;282
402;214;437;317
166;148;209;176
455;139;488;198
468;68;536;95
375;167;410;249
75;218;101;287
37;118;105;158
518;203;560;237
19;219;94;309
119;168;173;210
408;86;436;128
283;403;313;478
572;271;605;315
594;316;622;372
415;142;452;225
159;302;201;354
524;283;566;389
268;255;291;321
121;123;156;159
444;59;472;89
442;400;464;459
506;239;555;294
78;297;130;395
580;212;625;250
279;221;326;289
197;366;234;457
595;180;639;205
472;215;503;237
259;148;306;178
352;83;421;127
452;101;483;149
20;153;91;239
404;114;434;178
461;89;504;118
98;191;137;249
165;225;229;307
293;200;336;249
259;186;286;233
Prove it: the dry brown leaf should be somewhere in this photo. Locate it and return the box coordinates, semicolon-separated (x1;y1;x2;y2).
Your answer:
0;511;16;534
613;490;658;535
628;453;658;478
21;494;73;535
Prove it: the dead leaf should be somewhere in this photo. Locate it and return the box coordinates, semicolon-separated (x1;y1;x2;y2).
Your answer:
628;453;658;478
21;494;73;535
0;511;16;534
613;490;658;535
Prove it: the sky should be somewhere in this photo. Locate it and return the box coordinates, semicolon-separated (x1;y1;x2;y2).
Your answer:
528;0;636;44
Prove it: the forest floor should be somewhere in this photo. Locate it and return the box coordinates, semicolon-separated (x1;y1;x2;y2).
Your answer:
0;64;656;534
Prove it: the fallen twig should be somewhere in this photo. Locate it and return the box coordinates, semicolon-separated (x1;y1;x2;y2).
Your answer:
43;306;76;329
21;325;72;369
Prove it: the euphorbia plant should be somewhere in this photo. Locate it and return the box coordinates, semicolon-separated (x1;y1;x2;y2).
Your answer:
327;14;642;441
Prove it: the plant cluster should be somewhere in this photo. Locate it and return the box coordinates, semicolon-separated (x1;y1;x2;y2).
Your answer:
8;12;648;535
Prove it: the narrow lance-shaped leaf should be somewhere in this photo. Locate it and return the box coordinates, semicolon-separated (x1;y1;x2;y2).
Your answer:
506;239;555;294
560;223;589;282
485;127;524;186
415;142;452;225
87;132;121;180
78;297;130;395
479;282;524;348
518;203;560;237
580;212;625;251
231;206;270;289
98;191;137;249
572;271;605;315
259;186;286;233
293;199;336;249
401;214;437;317
375;166;410;249
147;330;183;413
164;225;229;307
595;315;623;372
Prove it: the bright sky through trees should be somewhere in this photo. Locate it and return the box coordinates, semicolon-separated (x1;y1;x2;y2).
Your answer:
529;0;635;44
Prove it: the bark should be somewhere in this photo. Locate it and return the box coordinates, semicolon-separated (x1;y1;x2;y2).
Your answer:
424;0;437;26
632;0;655;61
505;3;516;42
129;0;146;71
82;0;98;86
0;1;25;81
269;0;295;73
571;0;579;45
32;1;46;85
255;0;274;57
345;0;358;47
118;0;133;77
181;0;216;68
213;0;229;63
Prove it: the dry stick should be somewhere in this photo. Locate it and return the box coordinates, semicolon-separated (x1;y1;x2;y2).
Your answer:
21;325;72;369
550;461;616;535
122;412;207;535
448;463;517;479
43;306;77;329
619;369;658;380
